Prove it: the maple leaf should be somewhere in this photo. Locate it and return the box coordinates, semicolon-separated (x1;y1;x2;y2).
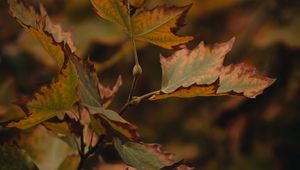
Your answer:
72;57;139;139
150;38;275;100
114;138;192;170
132;5;193;49
7;61;78;129
91;0;193;49
8;0;76;70
91;0;130;31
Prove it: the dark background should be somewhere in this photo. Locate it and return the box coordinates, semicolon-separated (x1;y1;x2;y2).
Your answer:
0;0;300;169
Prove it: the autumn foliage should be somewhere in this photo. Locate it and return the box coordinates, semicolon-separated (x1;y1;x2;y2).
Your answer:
0;0;276;169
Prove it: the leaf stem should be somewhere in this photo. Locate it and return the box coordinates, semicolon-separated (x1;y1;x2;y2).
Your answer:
121;0;143;115
131;91;159;104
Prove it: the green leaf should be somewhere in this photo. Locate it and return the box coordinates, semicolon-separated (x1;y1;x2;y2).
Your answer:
86;106;139;140
71;58;136;139
150;38;275;100
0;145;39;170
91;0;130;31
7;61;78;129
72;58;102;108
8;0;76;70
114;138;190;170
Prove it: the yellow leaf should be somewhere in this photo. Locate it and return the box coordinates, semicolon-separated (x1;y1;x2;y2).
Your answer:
43;121;73;136
132;5;193;49
91;0;130;31
7;61;78;129
150;38;275;100
151;84;220;100
8;0;76;70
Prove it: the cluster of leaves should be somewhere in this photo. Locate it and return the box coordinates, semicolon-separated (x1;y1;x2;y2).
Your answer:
1;0;275;169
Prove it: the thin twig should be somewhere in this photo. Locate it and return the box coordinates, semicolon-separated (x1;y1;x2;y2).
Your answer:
77;135;105;170
88;130;94;149
127;76;138;103
120;0;142;115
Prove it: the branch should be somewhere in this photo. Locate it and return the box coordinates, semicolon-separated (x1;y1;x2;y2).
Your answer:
119;91;159;115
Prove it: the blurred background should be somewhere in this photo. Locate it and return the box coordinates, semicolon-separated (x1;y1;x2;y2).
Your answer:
0;0;300;169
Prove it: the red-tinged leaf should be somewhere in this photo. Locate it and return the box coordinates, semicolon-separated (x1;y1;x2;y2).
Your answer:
7;61;78;129
114;138;192;170
86;106;139;140
8;0;76;70
71;57;102;108
217;63;275;98
98;75;122;107
132;5;193;49
150;38;275;100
